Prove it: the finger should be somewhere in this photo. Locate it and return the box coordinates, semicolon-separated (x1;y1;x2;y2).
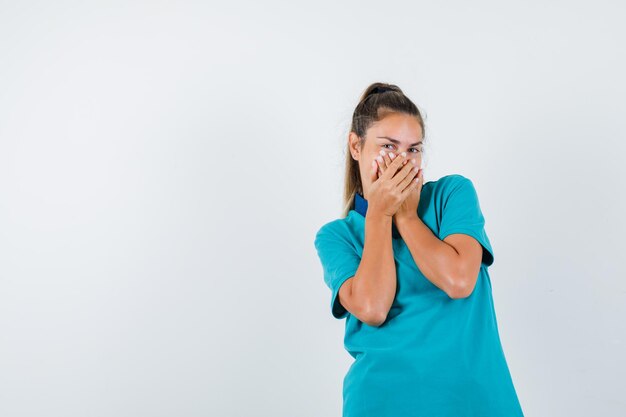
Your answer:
417;168;424;186
391;156;418;187
369;159;378;183
376;151;390;176
381;151;392;171
400;173;420;197
397;164;419;191
400;168;422;195
376;154;385;177
411;169;425;193
380;151;408;181
385;151;410;171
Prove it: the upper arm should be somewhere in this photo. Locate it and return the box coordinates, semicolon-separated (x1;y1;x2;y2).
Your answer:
335;276;359;318
438;175;495;297
314;224;363;320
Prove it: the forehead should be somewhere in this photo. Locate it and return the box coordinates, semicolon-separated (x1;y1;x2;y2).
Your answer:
368;113;423;141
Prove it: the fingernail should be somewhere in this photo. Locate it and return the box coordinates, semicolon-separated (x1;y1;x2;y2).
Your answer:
376;156;383;162
411;159;416;164
389;152;395;158
413;167;418;172
401;152;406;157
379;150;385;156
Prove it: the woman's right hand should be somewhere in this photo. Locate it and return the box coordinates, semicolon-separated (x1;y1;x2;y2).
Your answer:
366;151;420;218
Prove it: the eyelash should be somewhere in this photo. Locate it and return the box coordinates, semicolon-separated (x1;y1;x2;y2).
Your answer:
383;144;421;153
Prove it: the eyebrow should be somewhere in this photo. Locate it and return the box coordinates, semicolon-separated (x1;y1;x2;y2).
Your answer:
376;136;423;146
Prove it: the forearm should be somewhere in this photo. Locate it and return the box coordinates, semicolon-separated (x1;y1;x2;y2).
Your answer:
351;212;396;321
394;216;461;297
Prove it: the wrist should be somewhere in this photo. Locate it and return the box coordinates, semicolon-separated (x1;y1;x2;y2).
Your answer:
394;213;420;229
366;210;393;224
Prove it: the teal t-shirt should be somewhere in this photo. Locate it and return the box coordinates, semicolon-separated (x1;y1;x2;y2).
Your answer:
314;174;524;417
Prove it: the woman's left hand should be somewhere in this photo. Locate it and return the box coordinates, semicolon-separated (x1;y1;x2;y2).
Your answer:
375;150;424;224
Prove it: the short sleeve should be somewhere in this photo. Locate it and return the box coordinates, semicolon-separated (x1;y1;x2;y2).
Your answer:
438;175;495;267
314;224;361;319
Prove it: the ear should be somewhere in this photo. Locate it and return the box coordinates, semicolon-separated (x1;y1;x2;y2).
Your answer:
348;132;361;160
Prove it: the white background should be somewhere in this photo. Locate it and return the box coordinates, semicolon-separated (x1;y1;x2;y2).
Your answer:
1;1;625;416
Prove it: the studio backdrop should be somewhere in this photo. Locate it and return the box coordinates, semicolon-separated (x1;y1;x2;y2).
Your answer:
1;1;624;416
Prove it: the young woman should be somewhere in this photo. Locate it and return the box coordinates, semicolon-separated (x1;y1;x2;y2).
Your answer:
314;83;525;416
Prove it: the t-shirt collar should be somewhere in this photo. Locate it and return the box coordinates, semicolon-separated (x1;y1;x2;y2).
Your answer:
354;191;401;239
354;192;368;217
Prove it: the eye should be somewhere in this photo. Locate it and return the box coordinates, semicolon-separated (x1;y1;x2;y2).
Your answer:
409;148;422;153
382;144;395;150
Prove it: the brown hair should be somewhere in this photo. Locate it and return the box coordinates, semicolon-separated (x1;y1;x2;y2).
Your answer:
341;82;426;217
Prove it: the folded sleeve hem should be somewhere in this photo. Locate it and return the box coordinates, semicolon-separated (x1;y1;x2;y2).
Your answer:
330;272;357;319
439;228;494;267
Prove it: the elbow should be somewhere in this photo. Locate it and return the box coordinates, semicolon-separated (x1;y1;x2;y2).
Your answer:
364;312;387;327
361;305;388;327
446;276;475;299
444;260;478;299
